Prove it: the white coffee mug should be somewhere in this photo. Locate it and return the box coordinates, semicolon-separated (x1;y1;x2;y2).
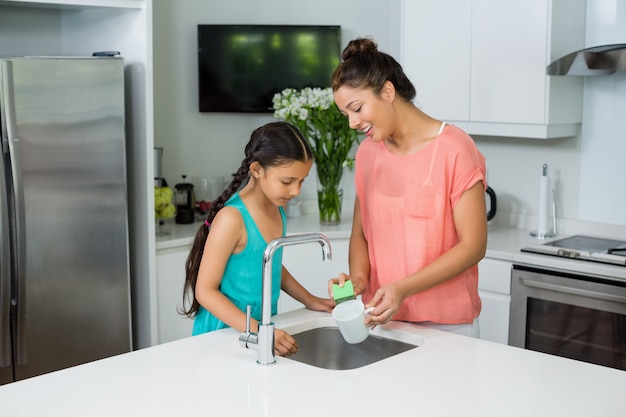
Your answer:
332;300;374;344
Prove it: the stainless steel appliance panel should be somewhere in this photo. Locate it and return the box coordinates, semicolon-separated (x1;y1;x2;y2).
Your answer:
510;265;626;370
0;57;132;383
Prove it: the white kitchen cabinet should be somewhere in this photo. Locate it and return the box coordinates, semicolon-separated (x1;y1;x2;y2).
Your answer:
0;0;155;348
280;238;349;313
478;258;512;345
400;0;472;122
0;0;143;7
156;245;194;344
401;0;585;139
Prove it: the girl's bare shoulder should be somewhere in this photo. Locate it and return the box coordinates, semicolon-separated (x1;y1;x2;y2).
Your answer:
212;205;243;228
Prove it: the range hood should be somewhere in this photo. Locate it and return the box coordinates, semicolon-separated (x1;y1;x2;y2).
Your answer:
547;43;626;76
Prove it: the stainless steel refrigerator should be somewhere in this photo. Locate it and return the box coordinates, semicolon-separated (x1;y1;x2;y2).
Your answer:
0;57;132;385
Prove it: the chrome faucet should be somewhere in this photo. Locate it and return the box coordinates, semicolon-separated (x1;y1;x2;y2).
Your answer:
239;233;332;365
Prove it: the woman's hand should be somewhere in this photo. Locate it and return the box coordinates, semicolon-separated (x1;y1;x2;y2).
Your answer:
328;273;369;302
274;328;298;357
364;281;405;326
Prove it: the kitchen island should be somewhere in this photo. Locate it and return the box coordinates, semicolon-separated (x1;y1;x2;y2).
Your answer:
1;309;624;416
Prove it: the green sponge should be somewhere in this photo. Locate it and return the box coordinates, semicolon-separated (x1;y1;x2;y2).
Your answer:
332;280;356;304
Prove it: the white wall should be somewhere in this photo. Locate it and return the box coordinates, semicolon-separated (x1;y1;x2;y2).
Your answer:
153;0;626;228
0;6;61;56
152;0;400;203
578;0;626;226
473;135;582;230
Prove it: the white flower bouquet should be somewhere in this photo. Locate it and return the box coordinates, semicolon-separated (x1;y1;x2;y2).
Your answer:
273;87;359;224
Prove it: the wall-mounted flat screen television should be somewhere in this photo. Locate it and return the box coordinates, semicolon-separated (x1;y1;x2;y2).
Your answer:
198;24;341;113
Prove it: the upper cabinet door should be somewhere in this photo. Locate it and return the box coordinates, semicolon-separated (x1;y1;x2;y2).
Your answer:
401;0;586;139
401;0;471;122
470;0;550;125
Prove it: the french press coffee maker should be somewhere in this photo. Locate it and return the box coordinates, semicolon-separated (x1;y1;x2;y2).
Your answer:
175;175;196;224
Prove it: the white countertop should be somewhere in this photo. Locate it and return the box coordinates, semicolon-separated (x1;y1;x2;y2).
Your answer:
157;215;626;280
156;213;354;250
1;309;624;416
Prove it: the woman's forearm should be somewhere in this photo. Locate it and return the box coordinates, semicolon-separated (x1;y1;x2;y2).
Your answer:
348;198;370;292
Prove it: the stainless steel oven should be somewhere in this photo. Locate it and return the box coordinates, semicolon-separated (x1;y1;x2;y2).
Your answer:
511;235;626;371
510;266;626;370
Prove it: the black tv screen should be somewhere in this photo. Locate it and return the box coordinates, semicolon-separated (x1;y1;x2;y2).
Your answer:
198;24;341;113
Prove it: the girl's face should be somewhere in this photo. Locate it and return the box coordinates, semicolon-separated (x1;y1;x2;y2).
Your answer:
333;82;395;143
255;160;313;206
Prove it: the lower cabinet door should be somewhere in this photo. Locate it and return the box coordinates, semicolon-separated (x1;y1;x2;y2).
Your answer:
478;290;511;345
156;245;194;344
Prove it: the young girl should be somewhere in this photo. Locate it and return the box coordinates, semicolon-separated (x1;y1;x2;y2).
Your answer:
182;122;334;357
329;37;488;337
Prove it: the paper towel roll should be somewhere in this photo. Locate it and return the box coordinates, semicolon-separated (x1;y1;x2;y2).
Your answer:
537;170;550;235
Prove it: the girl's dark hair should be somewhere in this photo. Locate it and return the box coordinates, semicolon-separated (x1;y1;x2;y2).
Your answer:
331;37;416;102
181;122;312;317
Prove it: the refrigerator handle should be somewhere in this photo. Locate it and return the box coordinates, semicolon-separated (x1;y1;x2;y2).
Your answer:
1;60;28;366
0;62;13;368
0;201;9;369
0;171;10;369
0;219;9;369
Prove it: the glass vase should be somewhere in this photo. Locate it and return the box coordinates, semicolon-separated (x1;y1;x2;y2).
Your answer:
316;161;344;225
317;186;343;225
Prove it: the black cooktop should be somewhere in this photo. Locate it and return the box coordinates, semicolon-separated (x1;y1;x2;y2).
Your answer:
522;235;626;266
545;235;626;254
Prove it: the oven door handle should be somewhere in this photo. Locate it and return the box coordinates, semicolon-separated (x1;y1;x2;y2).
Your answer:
519;277;626;304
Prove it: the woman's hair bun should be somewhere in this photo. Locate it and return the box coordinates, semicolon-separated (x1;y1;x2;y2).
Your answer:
342;37;378;61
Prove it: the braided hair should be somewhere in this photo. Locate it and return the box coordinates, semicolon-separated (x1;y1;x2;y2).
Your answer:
181;122;312;317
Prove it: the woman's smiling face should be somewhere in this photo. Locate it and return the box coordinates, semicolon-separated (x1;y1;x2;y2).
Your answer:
333;82;396;143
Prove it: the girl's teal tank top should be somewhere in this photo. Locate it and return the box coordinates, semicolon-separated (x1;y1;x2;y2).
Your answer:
192;193;286;335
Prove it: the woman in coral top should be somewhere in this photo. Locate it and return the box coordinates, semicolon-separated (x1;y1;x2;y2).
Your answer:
329;37;488;337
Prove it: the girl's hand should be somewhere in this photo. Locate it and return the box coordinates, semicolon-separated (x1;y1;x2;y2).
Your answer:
364;282;404;326
274;328;298;357
304;296;334;313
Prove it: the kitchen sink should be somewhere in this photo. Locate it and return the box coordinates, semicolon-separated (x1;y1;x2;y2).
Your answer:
288;326;419;370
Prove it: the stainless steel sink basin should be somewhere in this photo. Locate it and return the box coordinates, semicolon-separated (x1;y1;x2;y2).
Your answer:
287;326;419;370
